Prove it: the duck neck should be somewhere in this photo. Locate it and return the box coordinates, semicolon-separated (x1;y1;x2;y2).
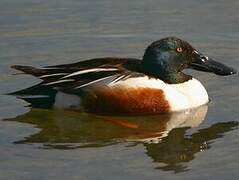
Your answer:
141;64;191;84
142;52;191;84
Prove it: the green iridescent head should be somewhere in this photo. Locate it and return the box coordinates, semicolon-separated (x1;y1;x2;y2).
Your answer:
142;37;236;84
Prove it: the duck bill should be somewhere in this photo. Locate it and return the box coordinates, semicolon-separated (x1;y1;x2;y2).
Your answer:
190;51;237;76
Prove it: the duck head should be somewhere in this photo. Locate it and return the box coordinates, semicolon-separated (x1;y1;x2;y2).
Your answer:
142;37;236;84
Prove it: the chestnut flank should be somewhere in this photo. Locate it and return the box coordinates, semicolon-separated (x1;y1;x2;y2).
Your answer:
83;87;170;114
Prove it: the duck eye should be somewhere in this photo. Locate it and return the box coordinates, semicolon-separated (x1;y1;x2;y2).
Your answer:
176;47;183;53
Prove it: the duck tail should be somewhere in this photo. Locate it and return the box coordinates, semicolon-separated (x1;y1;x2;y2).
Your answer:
11;65;44;76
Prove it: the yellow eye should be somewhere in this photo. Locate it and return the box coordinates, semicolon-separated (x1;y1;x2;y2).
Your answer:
176;47;183;53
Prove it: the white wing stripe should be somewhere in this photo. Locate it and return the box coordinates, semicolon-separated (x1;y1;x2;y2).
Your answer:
74;75;116;89
61;68;119;79
44;79;74;86
40;73;68;78
108;75;126;85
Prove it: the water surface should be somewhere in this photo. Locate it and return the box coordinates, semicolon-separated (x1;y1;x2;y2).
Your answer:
0;0;239;179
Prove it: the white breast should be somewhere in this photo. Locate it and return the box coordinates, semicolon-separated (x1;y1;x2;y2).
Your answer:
110;77;209;112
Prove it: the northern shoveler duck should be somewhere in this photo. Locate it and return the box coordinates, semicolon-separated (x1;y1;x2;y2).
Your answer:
11;37;236;114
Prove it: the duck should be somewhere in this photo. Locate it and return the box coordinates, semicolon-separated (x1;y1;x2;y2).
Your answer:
11;37;236;114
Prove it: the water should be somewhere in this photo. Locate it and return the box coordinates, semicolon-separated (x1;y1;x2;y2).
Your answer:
0;0;239;179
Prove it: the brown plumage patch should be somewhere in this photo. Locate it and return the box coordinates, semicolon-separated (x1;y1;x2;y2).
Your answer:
83;87;170;114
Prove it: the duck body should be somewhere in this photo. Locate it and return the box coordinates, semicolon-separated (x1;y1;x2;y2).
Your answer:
79;76;208;113
11;37;235;114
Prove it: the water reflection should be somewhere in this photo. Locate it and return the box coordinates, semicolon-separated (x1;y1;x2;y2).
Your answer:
6;105;238;173
144;121;238;173
7;105;208;145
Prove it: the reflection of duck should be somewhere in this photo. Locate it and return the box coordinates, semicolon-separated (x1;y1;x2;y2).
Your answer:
136;105;208;143
11;37;236;114
7;106;238;173
144;121;238;173
8;105;208;146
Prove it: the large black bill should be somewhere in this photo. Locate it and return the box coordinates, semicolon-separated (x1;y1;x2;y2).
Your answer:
190;51;237;76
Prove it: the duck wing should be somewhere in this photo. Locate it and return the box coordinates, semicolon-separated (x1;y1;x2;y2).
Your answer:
11;58;142;90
